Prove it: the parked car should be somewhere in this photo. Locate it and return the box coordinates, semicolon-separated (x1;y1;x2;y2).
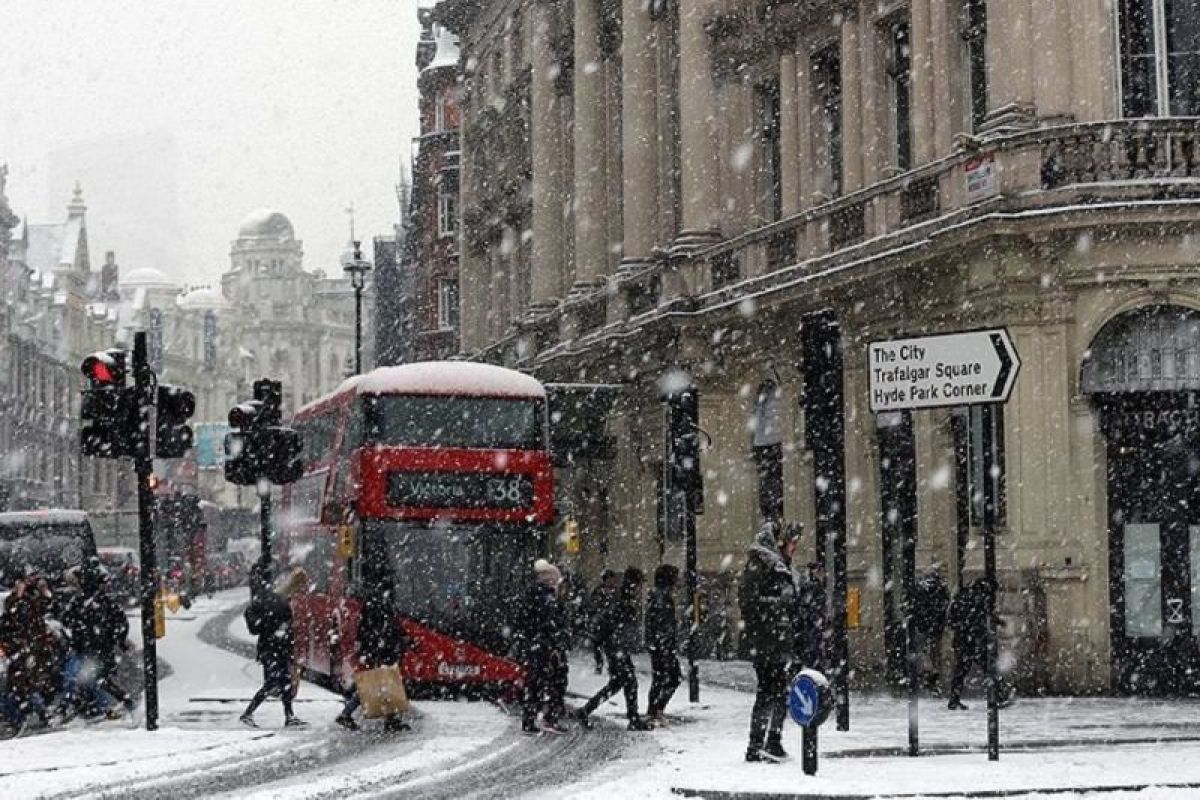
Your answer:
0;510;99;590
97;546;140;605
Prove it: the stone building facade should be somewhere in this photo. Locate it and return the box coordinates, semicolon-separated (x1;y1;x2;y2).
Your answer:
441;0;1200;694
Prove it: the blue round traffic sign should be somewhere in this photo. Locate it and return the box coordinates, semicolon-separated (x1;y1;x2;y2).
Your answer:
788;669;832;728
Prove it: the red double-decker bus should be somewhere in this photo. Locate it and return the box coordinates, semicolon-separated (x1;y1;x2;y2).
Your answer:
281;361;554;694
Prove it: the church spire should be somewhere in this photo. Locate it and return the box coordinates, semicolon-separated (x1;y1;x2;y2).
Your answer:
67;181;86;219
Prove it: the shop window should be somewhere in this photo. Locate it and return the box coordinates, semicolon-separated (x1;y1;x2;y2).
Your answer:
1119;0;1200;117
960;0;988;131
811;44;843;199
437;278;460;331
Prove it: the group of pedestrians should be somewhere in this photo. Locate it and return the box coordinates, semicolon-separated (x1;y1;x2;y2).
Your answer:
515;559;685;735
0;565;135;738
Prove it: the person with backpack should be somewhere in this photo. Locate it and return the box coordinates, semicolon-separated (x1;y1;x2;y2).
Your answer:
60;567;134;720
240;568;308;728
515;559;570;735
586;570;618;675
335;583;412;732
575;566;653;731
740;521;800;763
644;564;681;723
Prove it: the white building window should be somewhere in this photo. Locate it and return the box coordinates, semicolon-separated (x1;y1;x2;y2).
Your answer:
1119;0;1200;116
438;189;458;238
437;278;460;331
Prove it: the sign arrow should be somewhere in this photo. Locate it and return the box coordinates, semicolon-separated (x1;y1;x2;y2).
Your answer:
798;689;814;718
990;332;1012;399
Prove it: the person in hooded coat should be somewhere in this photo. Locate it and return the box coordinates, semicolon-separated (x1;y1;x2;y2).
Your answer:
946;577;1008;710
240;569;308;728
60;567;134;719
585;569;618;675
335;583;412;732
739;521;799;763
515;559;570;734
576;566;653;731
645;563;681;722
0;578;59;734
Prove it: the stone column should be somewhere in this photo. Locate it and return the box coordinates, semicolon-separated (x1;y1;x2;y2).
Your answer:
982;0;1036;132
673;0;722;251
839;7;864;193
1032;1;1072;122
929;0;955;155
619;0;659;275
570;0;607;296
779;49;802;216
909;0;935;165
795;41;815;213
529;0;565;312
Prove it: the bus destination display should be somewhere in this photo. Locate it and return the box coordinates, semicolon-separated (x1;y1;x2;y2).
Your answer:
387;471;534;510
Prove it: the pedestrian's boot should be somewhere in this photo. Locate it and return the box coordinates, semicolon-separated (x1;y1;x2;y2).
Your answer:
541;718;567;735
763;737;789;762
335;714;359;731
384;716;411;732
239;714;257;728
522;719;542;735
572;707;595;729
627;715;654;731
745;744;774;764
284;715;309;728
947;698;968;710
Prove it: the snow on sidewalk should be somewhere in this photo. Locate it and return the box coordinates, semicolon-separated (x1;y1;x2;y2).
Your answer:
549;654;1200;799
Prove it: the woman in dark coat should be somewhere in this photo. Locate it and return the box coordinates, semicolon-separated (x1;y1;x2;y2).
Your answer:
0;579;60;733
336;585;412;731
516;560;570;734
645;564;681;722
739;522;799;763
240;569;307;728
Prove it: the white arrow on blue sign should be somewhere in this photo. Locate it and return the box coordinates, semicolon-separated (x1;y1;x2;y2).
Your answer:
788;669;831;728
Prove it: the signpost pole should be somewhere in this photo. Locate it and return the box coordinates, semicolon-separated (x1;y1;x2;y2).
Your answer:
802;727;818;775
899;412;919;758
982;403;1002;762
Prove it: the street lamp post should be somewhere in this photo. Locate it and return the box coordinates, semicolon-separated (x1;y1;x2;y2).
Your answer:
343;240;372;375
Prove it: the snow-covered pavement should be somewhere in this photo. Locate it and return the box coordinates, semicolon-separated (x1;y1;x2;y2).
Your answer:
7;594;1200;799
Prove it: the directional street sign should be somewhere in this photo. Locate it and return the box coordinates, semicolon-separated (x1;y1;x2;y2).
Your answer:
788;669;832;728
867;328;1020;413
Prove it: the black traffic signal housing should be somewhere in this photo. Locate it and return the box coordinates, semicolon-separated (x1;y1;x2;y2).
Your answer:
156;384;196;458
81;349;133;459
254;379;283;426
225;400;265;486
664;385;704;514
265;426;303;485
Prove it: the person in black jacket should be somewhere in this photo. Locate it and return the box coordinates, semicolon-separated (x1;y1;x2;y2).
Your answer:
336;584;412;731
912;567;950;692
515;559;570;735
645;564;681;723
739;521;800;763
60;568;134;719
947;578;1008;710
240;569;307;728
586;570;618;675
576;566;652;731
794;560;826;673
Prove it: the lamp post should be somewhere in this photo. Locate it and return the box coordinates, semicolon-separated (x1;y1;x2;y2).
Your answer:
343;241;372;375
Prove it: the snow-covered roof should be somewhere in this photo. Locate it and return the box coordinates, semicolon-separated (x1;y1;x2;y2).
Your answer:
238;208;295;241
0;510;90;527
423;24;460;72
122;267;178;288
353;362;546;399
178;285;231;310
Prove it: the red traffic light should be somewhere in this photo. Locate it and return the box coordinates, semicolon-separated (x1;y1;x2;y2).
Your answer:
81;349;126;386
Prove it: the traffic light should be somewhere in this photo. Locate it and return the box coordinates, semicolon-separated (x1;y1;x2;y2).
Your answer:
156;384;195;458
664;384;704;514
224;381;304;486
81;349;133;459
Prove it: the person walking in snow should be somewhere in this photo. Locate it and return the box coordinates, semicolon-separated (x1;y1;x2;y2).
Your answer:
0;578;60;735
60;567;135;720
947;577;1008;710
912;567;950;692
739;521;800;763
586;569;618;675
240;569;308;728
576;566;653;731
515;559;570;735
645;564;682;723
335;582;412;732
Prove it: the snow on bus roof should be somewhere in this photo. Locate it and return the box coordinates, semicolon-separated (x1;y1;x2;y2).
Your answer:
303;362;546;413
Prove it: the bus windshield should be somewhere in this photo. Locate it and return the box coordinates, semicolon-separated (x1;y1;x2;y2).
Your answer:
366;395;544;450
365;520;538;651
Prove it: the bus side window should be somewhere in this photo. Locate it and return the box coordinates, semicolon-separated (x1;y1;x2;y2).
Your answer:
303;535;335;593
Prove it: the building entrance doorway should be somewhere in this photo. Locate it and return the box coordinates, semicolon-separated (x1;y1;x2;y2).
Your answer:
1085;305;1200;695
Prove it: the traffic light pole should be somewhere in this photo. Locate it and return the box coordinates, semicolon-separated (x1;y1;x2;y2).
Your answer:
685;506;700;703
132;332;159;731
258;483;273;567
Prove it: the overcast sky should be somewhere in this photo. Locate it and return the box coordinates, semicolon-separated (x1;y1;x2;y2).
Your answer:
1;0;419;286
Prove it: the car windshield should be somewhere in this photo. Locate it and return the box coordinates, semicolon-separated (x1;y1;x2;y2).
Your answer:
0;522;96;586
366;395;544;450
